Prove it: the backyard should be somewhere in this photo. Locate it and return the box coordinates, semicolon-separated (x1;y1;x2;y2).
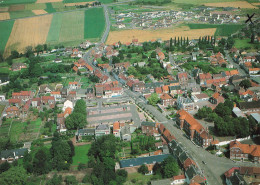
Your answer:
72;144;91;168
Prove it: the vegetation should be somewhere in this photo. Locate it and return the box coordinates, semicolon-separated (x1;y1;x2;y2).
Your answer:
72;144;91;167
84;8;105;39
46;13;63;43
0;166;28;185
134;0;171;6
0;20;14;53
138;164;149;174
148;93;160;106
45;3;56;13
0;0;36;5
9;10;35;19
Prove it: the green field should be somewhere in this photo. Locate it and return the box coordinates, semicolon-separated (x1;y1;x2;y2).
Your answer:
187;24;244;36
0;67;10;74
9;10;35;19
174;0;242;4
0;0;36;5
72;144;91;166
46;13;63;43
0;20;14;53
84;8;105;39
25;3;46;10
45;3;56;13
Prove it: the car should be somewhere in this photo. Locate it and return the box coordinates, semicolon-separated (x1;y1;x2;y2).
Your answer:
202;161;206;164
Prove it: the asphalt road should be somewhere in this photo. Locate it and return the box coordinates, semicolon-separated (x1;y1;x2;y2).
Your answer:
225;51;247;76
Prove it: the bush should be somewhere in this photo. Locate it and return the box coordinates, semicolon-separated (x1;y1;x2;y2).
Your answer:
78;163;87;171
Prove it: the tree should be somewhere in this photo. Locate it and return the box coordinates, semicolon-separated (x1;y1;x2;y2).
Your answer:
0;166;28;185
65;176;78;185
25;46;33;58
239;79;251;89
33;148;51;175
0;162;10;174
160;156;179;178
148;93;159;106
170;38;173;48
150;51;156;58
46;173;62;185
138;164;148;174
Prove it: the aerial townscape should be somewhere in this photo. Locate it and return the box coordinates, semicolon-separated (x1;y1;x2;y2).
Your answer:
0;0;260;184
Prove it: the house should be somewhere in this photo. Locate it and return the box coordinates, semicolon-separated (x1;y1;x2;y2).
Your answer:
169;85;182;95
243;56;256;62
76;128;95;140
172;175;186;184
57;107;72;132
60;88;69;98
230;75;245;86
191;93;209;102
39;85;53;94
68;91;76;101
8;98;22;106
113;121;121;138
249;68;260;75
6;106;20;118
95;124;110;137
11;63;27;71
176;96;194;111
230;140;260;163
176;110;214;148
22;100;31;116
62;100;73;112
95;83;104;98
121;124;131;141
31;98;41;108
239;100;260;114
68;82;81;90
0;95;5;101
12;91;33;101
54;58;62;63
240;166;260;178
132;82;145;92
185;165;205;184
209;92;224;105
0;148;28;162
41;96;55;109
198;73;212;85
141;122;160;137
50;91;61;101
178;72;188;85
160;93;175;107
155;87;163;96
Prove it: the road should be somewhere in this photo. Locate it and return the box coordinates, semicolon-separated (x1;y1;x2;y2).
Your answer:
225;51;247;76
101;5;110;43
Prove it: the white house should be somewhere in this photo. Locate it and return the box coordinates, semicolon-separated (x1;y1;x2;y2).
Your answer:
191;93;209;103
171;175;186;184
62;100;73;112
50;92;62;101
0;95;5;101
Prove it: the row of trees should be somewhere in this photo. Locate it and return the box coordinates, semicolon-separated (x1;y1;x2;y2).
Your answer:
65;99;87;130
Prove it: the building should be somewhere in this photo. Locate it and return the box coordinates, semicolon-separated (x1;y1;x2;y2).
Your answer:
172;175;186;184
230;140;260;163
191;93;209;102
8;98;22;106
12;91;33;101
11;63;27;71
95;124;110;137
160;93;175;107
141;122;160;136
121;124;131;141
50;91;61;101
178;72;188;85
62;100;73;112
75;128;95;140
224;167;248;185
6;106;20;118
86;88;95;99
176;110;214;148
176;96;194;111
239;100;260;114
0;148;28;162
41;96;55;109
209;92;225;105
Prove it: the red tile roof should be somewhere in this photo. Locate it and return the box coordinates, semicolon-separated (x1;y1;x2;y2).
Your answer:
173;175;185;180
230;140;260;157
155;87;163;94
160;93;172;100
6;106;19;112
8;99;21;104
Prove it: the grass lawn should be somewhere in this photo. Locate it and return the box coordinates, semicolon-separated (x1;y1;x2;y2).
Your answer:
84;7;105;39
46;13;62;43
45;3;56;13
203;89;215;96
234;38;257;49
12;57;28;63
72;144;91;166
187;24;243;37
0;0;36;5
0;67;10;75
0;20;14;53
125;172;154;185
0;105;6;115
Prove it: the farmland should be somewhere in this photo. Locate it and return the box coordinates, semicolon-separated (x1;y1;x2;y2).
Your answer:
0;0;36;6
32;9;48;15
5;14;53;56
63;0;93;3
0;20;14;53
46;13;62;43
106;26;216;45
45;2;56;13
84;7;105;39
0;12;10;20
204;1;258;8
234;38;258;49
9;10;35;19
173;0;245;5
187;24;244;37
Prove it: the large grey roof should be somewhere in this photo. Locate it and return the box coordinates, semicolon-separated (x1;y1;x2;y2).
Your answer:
0;148;28;159
141;121;156;127
119;154;171;168
96;124;109;130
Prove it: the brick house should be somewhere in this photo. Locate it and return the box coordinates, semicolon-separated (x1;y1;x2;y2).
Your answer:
230;140;260;163
8;99;22;107
178;72;188;85
68;82;81;90
6;106;20;118
160;93;174;107
198;73;212;85
176;110;214;148
12;91;33;101
41;96;55;109
31;98;41;108
141;122;160;137
209;92;225;105
11;63;27;71
132;82;145;92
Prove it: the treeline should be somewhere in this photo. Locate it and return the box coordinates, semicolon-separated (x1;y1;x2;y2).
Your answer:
133;0;171;6
195;100;259;138
86;135;128;185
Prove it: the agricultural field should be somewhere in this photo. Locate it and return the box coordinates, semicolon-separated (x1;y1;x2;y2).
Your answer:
204;1;258;8
9;10;35;19
5;14;53;56
72;144;91;167
45;2;56;13
173;0;245;5
84;7;105;39
36;0;62;3
25;3;47;10
106;26;216;45
187;24;244;37
0;12;10;20
0;0;36;6
0;20;14;53
234;38;258;49
32;9;48;15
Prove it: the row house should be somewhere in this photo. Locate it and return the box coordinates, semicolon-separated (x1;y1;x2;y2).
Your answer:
114;62;130;71
176;96;194;111
22;100;31;117
169;85;182;95
223;70;239;81
243;56;256;63
132;81;145;92
249;68;260;75
11;63;27;71
8;98;22;107
6;106;20;118
155;87;163;96
141;121;160;139
113;122;132;141
178;72;189;86
177;110;214;148
31;98;41;109
98;64;112;73
50;91;61;101
0;148;28;163
210;52;227;66
230;140;260;163
12;91;34;101
198;73;212;85
95;124;110;137
57;107;72;132
239;100;260;114
209;92;225;105
68;82;81;90
160;93;175;107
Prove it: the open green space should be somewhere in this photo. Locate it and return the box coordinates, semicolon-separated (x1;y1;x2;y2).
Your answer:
234;38;257;49
72;144;91;166
84;7;105;39
173;0;242;4
9;10;35;19
125;172;154;185
0;20;14;53
45;3;56;13
187;24;244;37
46;13;63;43
0;105;6;115
63;0;92;3
25;3;46;10
0;67;10;74
0;0;36;6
